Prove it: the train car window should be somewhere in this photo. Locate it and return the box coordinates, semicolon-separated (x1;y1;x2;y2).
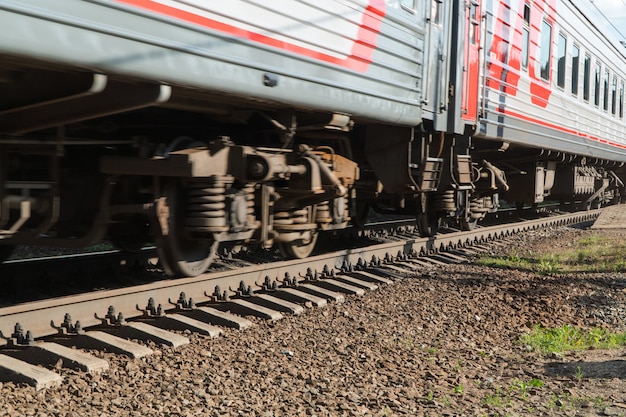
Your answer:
571;44;580;96
523;3;531;22
431;0;441;24
583;54;591;102
522;4;530;70
612;76;618;115
470;2;479;45
522;28;530;70
594;62;601;107
602;69;610;111
619;80;624;119
557;33;566;89
540;20;552;81
401;0;416;11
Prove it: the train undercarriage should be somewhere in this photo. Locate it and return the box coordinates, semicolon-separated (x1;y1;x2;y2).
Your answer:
0;70;624;276
1;111;624;276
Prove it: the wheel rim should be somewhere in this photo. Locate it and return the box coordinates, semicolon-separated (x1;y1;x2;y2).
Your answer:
278;232;319;259
156;181;218;276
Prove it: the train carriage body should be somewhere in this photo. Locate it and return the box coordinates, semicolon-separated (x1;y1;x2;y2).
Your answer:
0;0;426;128
479;0;626;162
476;0;626;205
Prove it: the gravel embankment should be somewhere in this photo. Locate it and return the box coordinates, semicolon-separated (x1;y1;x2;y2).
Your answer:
2;226;626;416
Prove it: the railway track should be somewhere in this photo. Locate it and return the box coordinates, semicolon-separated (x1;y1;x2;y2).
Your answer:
0;208;600;389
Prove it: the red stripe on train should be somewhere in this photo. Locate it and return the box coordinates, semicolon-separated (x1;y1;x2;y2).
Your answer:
114;0;386;72
496;107;626;149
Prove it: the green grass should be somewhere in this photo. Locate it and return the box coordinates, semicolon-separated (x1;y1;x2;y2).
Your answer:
521;324;626;355
481;378;545;409
477;233;626;274
510;378;544;400
546;393;607;412
484;390;510;408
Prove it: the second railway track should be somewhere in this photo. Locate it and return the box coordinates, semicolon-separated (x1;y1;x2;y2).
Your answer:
0;208;600;388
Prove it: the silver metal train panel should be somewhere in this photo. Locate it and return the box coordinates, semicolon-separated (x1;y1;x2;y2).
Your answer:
478;0;626;163
0;0;425;126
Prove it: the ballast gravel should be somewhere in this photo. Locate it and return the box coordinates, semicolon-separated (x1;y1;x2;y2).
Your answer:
2;226;626;416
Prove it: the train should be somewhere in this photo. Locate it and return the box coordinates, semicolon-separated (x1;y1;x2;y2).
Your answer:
0;0;625;276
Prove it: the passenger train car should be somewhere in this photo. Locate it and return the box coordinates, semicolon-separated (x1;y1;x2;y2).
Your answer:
0;0;624;276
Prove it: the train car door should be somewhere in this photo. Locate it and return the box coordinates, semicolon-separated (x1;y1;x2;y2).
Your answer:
423;0;451;129
461;0;481;123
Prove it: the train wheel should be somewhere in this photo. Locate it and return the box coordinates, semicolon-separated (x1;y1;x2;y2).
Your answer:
460;217;477;231
461;197;489;231
581;200;598;211
278;233;319;259
417;211;440;237
352;200;370;228
417;193;440;237
156;181;218;277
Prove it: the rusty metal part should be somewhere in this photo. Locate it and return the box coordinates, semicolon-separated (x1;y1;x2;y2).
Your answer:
480;160;509;192
155;179;219;276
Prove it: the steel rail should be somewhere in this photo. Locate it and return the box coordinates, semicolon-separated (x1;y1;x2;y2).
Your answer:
0;208;600;347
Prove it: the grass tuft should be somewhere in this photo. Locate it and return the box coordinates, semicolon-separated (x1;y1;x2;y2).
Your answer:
477;233;626;274
521;324;626;355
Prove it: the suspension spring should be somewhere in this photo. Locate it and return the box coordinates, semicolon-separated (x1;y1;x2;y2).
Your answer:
315;202;331;224
432;190;456;212
243;183;256;226
469;197;492;219
274;208;309;225
184;175;233;233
